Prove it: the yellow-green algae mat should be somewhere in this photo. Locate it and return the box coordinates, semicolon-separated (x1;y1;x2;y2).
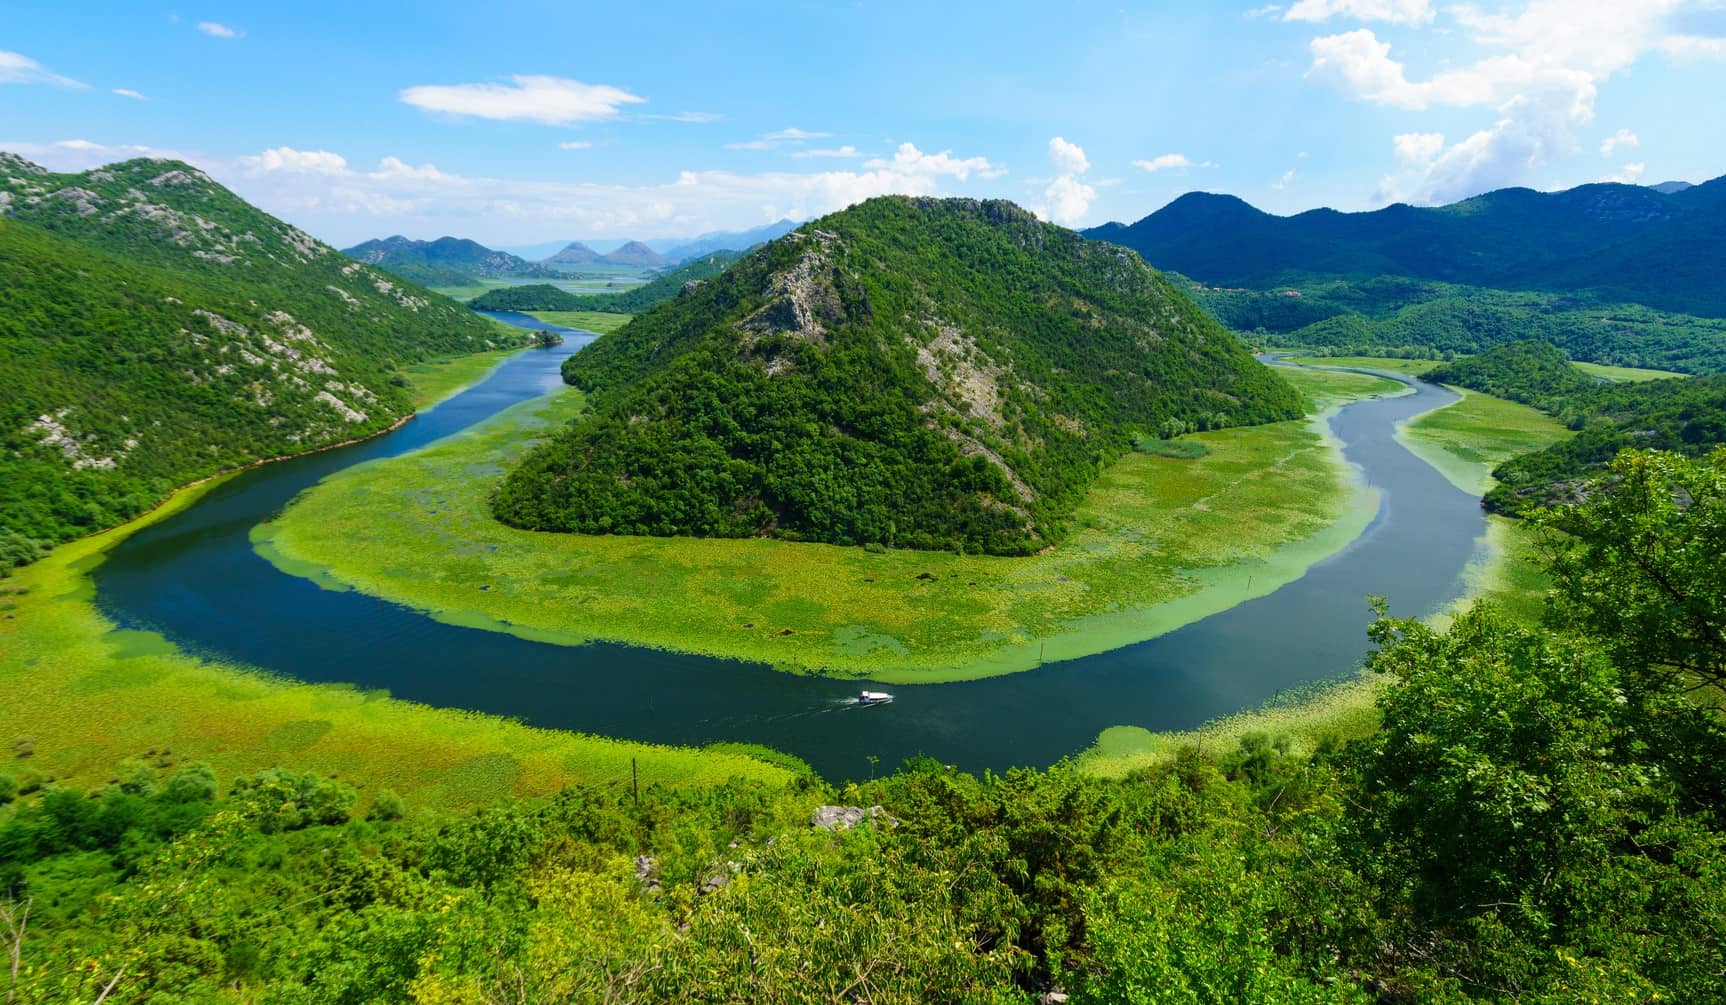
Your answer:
0;477;793;812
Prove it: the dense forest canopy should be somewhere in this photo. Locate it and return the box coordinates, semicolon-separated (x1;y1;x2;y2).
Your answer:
1414;340;1726;514
0;155;516;567
491;196;1302;555
1184;276;1726;375
1087;176;1726;317
4;448;1723;1002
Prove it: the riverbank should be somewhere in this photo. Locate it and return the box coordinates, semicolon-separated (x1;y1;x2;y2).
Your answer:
256;366;1404;683
1082;358;1575;775
0;352;795;807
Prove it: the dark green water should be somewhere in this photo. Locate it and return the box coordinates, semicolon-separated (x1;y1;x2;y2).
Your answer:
94;326;1480;780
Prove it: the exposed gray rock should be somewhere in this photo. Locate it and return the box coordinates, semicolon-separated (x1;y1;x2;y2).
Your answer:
811;805;898;831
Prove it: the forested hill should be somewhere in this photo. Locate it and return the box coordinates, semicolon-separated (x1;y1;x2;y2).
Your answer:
468;251;744;314
341;235;561;287
1086;176;1726;317
0;153;520;566
492;196;1301;555
1418;340;1726;514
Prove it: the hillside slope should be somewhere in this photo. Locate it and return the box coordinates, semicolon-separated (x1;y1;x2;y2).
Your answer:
1087;177;1726;317
0;153;521;563
492;196;1300;555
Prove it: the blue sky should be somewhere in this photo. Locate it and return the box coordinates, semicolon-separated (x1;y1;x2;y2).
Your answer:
3;1;1724;246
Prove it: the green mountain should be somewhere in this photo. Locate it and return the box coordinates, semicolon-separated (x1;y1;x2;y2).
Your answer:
0;153;521;565
543;241;602;266
1087;177;1726;318
491;196;1300;555
469;252;745;314
341;235;561;285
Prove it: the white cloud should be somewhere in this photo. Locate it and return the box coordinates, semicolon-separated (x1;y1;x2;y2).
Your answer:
1271;168;1297;190
197;22;241;38
725;127;832;151
559;140;593;150
238;147;350;175
112;88;146;100
1599;127;1639;156
1244;5;1284;20
1392;131;1445;163
644;111;722;123
1131;153;1214;172
1032;137;1094;226
1285;0;1433;24
399;75;645;125
0;50;86;88
1660;35;1726;58
792;145;865;159
1602;161;1646;184
1308;2;1711;204
862;142;1001;180
1047;136;1090;175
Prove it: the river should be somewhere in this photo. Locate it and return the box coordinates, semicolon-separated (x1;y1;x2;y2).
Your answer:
93;323;1482;780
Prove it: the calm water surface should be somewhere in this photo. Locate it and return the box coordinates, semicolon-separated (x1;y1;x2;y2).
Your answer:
95;326;1481;779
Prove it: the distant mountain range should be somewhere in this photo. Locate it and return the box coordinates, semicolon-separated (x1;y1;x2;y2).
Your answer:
499;219;799;267
1085;176;1726;317
341;236;562;286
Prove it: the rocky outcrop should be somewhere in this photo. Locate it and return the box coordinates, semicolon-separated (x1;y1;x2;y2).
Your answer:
811;805;898;831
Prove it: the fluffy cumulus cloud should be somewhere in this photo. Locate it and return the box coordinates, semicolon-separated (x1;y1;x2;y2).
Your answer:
197;22;241;39
1131;153;1214;172
1302;0;1721;204
1600;128;1639;156
0;50;85;88
1285;0;1433;25
1603;162;1647;184
1032;136;1094;227
239;147;350;175
399;75;645;126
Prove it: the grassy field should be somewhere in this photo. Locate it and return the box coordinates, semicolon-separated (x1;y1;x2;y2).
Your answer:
1282;355;1441;377
0;353;794;807
257;366;1402;683
399;347;522;409
1572;360;1686;382
429;272;650;302
526;310;635;335
1394;388;1571;495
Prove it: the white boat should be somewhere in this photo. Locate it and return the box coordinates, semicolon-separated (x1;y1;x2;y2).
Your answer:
856;690;894;705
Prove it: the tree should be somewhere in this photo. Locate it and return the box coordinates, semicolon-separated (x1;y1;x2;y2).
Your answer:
1538;447;1726;695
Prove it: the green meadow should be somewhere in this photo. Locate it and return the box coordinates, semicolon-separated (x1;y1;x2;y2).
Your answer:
1571;360;1686;382
526;309;635;334
398;347;521;409
0;355;793;809
257;366;1403;683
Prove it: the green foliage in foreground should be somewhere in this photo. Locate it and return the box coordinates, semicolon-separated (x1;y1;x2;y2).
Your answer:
0;155;515;567
495;196;1301;556
7;452;1726;1002
470;252;744;314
